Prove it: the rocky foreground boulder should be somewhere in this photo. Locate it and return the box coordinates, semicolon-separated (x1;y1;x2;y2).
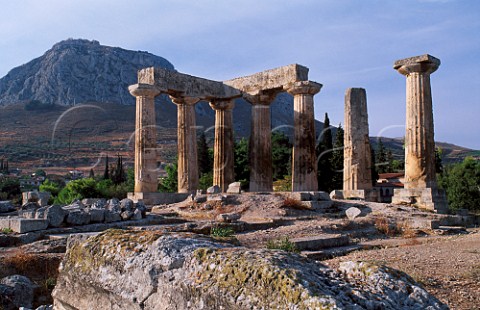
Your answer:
52;230;448;310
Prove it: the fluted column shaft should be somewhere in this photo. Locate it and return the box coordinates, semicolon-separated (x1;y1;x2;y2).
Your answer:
129;84;160;193
343;88;373;191
287;81;322;191
171;96;200;193
395;55;440;189
246;94;276;192
210;100;235;192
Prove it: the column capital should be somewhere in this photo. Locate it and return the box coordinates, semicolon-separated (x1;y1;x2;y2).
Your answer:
209;99;235;111
129;83;160;97
394;54;440;76
286;81;322;96
170;95;200;106
243;90;278;106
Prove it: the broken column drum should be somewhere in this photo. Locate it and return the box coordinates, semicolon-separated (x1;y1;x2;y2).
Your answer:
343;88;373;191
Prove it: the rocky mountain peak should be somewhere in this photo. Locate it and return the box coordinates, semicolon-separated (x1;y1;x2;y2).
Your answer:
0;38;175;105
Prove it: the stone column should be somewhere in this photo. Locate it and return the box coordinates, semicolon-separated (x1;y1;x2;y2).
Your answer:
287;81;322;191
170;96;200;193
392;54;447;213
244;93;276;192
129;84;160;193
209;99;235;192
343;88;373;191
394;54;440;189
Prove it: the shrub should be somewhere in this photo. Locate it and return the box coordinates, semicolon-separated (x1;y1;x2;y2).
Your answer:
210;226;235;238
266;237;299;253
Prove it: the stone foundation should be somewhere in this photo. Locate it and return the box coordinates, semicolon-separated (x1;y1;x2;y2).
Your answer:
330;189;378;202
391;188;448;214
127;192;189;205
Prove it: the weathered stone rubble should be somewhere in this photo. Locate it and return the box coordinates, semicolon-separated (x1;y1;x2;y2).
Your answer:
18;198;146;228
53;229;448;310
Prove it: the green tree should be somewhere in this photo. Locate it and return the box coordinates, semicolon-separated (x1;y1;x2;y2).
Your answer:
330;124;344;190
438;157;480;212
234;138;249;189
39;179;61;196
375;139;388;174
54;178;100;204
316;113;334;191
370;146;379;185
111;154;126;185
103;155;110;180
197;132;212;175
271;131;292;180
0;177;21;201
158;163;178;193
435;147;443;174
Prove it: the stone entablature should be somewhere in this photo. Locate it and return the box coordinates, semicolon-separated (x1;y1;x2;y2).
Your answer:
129;64;322;196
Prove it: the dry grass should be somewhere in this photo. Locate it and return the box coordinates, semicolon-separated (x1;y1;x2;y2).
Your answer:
281;197;308;210
374;216;400;236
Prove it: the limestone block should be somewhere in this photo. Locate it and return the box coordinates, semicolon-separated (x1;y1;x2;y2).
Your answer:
0;218;49;233
104;210;122;223
66;211;90;226
216;212;241;223
0;201;15;213
45;205;67;228
345;207;362;220
226;182;242;194
207;185;221;194
88;208;105;223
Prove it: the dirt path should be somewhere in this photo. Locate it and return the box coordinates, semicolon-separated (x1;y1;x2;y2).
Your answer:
324;230;480;310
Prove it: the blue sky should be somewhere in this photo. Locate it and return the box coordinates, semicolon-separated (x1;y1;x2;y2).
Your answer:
1;0;479;149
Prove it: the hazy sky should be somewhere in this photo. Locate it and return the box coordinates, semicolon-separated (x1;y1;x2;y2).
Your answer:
1;0;479;149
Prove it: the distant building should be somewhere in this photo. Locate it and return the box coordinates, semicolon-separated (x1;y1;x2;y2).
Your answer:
69;170;84;180
375;172;404;203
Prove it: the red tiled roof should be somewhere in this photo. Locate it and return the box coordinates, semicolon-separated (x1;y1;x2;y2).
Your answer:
378;172;404;179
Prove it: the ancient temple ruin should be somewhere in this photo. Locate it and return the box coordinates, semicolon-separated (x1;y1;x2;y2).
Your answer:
332;88;377;201
128;64;322;203
391;54;448;213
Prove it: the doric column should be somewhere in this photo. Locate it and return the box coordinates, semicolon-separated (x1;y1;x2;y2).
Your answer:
244;93;277;192
170;96;200;193
394;54;440;189
343;88;373;191
209;99;235;192
287;81;322;191
129;84;160;193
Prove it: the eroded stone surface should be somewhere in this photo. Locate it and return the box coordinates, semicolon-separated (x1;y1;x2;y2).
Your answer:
343;88;373;192
53;229;448;310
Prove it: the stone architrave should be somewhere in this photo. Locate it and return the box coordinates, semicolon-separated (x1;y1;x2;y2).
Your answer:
244;92;277;192
129;84;160;193
170;96;200;193
287;81;322;191
209;100;235;192
343;88;373;192
392;54;447;213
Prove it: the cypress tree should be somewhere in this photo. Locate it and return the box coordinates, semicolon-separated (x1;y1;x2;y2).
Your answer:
103;155;110;180
331;123;344;190
197;132;212;175
316;113;334;191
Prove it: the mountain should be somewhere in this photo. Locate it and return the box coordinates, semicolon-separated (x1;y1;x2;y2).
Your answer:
0;39;174;105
